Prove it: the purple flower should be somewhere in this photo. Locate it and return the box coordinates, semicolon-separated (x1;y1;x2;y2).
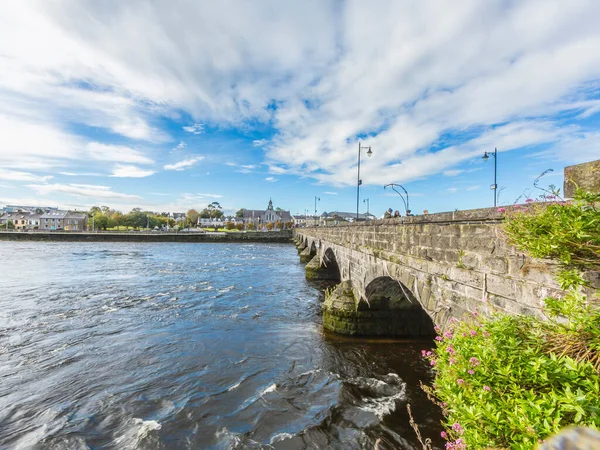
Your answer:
444;331;453;339
421;350;427;357
454;438;466;449
445;443;455;450
446;346;455;354
468;369;475;375
469;357;480;366
470;330;477;337
435;336;443;341
426;351;433;357
452;423;464;434
483;385;491;392
441;431;448;439
456;379;464;385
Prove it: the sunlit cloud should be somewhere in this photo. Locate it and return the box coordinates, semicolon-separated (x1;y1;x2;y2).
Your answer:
111;165;155;178
164;157;204;171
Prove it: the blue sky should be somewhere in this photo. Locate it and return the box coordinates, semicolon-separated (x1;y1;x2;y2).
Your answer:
1;0;599;217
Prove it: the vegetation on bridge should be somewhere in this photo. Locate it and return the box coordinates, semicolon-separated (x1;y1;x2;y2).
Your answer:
423;190;600;450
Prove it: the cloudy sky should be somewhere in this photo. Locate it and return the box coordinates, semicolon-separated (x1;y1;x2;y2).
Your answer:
1;0;599;216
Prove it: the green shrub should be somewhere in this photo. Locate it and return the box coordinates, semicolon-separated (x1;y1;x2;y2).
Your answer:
423;189;600;449
424;310;600;449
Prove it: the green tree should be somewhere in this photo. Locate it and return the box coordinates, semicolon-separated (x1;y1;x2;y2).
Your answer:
187;209;200;226
225;221;235;230
235;208;246;218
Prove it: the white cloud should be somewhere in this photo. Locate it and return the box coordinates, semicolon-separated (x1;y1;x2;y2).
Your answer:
447;187;458;193
443;169;464;177
252;139;268;147
183;123;204;134
0;170;53;182
111;165;155;178
86;142;154;165
466;185;481;191
26;183;141;200
172;141;187;151
1;0;600;193
164;156;204;171
324;191;338;195
265;177;277;182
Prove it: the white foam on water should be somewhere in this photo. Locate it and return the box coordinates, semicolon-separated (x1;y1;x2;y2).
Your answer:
259;383;277;396
112;418;161;449
269;432;295;444
215;427;242;448
227;380;242;391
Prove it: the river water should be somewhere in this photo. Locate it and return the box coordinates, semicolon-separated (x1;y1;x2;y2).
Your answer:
0;241;443;449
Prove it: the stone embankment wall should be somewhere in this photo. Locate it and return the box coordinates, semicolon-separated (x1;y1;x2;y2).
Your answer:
295;207;566;335
0;230;293;243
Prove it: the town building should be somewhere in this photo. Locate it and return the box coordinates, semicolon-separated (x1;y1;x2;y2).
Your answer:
40;210;88;231
242;199;291;228
320;211;376;224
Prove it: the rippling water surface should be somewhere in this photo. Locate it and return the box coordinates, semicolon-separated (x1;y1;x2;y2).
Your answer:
0;241;443;449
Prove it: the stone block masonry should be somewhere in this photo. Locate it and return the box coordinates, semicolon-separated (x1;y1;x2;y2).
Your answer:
295;206;565;336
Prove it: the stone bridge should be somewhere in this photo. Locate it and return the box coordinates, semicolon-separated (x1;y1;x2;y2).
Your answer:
294;207;565;337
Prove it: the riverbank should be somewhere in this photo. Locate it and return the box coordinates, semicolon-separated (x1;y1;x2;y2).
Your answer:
0;230;293;243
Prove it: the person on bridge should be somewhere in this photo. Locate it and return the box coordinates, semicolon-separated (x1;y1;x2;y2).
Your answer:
383;208;392;219
393;210;400;218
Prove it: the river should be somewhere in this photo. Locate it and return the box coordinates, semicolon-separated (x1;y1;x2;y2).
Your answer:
0;241;443;449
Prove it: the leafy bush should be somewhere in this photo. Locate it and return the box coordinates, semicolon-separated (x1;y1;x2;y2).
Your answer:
504;189;600;283
423;189;600;449
423;311;600;449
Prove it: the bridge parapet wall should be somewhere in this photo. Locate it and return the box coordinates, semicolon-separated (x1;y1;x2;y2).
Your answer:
295;207;564;331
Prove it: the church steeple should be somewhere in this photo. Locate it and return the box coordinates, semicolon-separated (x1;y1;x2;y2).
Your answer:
267;198;274;210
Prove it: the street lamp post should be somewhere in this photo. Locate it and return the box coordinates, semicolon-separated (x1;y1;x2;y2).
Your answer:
383;183;410;215
482;148;498;207
314;196;320;216
356;142;373;221
363;198;369;215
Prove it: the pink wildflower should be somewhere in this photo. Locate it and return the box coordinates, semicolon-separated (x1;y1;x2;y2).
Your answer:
430;359;436;366
462;332;468;337
456;378;464;385
482;330;489;337
449;357;456;365
468;369;475;375
469;357;480;366
435;336;443;341
483;385;491;391
421;350;427;357
441;431;448;439
472;311;479;317
426;351;433;357
454;438;466;449
470;330;477;337
434;325;441;333
445;443;455;450
525;198;534;203
442;402;448;407
449;317;456;324
497;207;506;212
452;423;464;434
446;346;455;354
444;331;453;339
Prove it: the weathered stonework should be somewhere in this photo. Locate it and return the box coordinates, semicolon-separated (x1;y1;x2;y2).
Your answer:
296;206;566;335
564;159;600;198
